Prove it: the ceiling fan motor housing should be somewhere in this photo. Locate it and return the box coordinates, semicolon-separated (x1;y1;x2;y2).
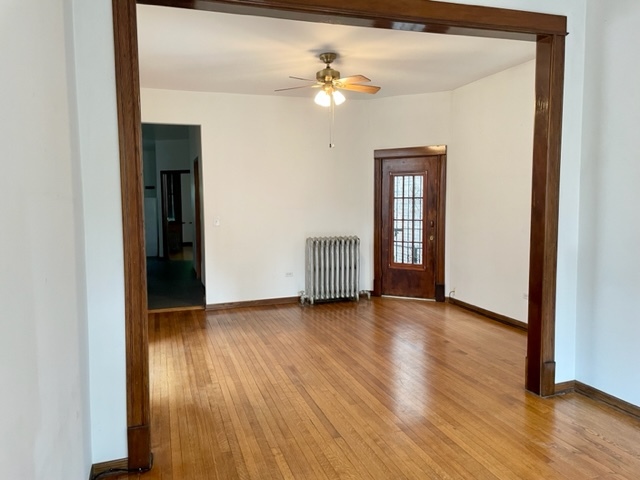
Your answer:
317;52;340;83
317;67;340;83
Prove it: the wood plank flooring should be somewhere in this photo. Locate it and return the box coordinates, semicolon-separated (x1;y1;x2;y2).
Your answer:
113;298;640;479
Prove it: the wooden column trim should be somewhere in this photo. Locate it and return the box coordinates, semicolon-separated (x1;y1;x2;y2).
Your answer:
526;34;565;397
112;0;152;469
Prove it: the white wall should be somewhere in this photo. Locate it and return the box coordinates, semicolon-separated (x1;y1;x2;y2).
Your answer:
71;0;128;465
143;91;370;302
449;61;534;321
0;1;93;478
364;93;452;150
576;0;640;406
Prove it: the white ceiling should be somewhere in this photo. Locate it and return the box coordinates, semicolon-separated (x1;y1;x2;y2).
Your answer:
137;4;536;100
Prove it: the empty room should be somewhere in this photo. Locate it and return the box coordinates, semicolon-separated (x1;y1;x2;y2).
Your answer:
5;1;640;479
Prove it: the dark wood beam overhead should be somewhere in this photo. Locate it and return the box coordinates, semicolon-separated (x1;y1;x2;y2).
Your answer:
137;0;566;40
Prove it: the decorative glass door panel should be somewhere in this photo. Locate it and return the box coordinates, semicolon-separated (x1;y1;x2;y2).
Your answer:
391;174;425;267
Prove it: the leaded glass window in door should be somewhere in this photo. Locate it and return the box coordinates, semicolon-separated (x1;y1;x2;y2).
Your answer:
391;174;425;266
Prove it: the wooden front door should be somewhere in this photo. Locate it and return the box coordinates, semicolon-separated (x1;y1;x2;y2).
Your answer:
375;146;446;301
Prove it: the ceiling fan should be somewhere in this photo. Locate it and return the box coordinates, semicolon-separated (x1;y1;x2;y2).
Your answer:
275;52;381;106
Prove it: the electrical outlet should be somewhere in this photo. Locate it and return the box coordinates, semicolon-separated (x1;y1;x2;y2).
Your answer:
285;272;293;277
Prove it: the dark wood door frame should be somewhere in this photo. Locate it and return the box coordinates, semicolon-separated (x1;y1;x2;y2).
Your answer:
112;0;566;468
374;146;447;302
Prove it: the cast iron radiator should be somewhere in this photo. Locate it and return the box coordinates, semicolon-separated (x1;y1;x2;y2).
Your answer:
301;236;362;305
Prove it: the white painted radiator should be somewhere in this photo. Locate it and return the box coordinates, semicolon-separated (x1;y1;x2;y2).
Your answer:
302;236;361;304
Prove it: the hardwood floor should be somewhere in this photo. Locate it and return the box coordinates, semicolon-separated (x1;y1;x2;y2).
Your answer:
112;298;640;479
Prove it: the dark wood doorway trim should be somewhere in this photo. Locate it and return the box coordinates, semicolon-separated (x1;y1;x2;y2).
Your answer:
112;0;567;467
112;0;150;470
374;146;447;302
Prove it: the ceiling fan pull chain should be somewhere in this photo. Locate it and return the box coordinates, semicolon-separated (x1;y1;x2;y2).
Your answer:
329;96;335;149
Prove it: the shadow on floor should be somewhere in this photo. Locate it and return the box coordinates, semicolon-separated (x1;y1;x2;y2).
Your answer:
147;257;204;310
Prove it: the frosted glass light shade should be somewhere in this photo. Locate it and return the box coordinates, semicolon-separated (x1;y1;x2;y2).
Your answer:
314;90;331;107
333;90;346;105
314;89;346;107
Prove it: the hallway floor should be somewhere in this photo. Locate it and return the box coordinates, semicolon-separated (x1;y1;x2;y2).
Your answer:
146;253;204;310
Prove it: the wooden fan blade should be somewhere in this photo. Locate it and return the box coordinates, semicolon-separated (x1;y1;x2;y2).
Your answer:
338;84;381;94
274;84;319;92
289;76;317;82
336;74;371;85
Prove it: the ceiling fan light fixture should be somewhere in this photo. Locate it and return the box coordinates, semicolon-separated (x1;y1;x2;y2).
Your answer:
314;90;332;107
333;90;346;106
314;89;346;107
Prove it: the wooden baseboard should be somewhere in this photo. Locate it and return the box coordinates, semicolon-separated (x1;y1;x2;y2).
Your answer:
447;297;528;331
206;296;299;311
575;381;640;419
553;380;640;419
89;458;128;480
554;380;576;395
148;305;204;314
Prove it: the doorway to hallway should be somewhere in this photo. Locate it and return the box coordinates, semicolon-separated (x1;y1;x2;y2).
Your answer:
142;123;205;310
